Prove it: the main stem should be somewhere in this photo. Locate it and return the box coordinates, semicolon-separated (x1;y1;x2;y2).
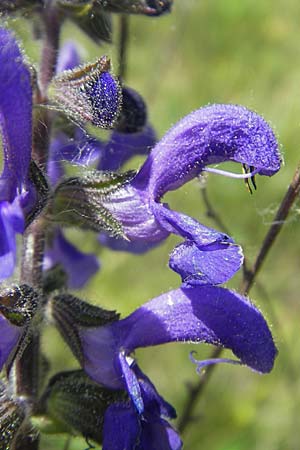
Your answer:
178;164;300;434
13;7;61;450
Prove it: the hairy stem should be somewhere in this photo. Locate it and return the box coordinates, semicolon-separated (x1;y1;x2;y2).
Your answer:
178;164;300;434
13;6;61;450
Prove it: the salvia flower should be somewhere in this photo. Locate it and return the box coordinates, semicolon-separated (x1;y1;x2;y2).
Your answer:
78;285;276;447
0;27;33;281
98;104;281;285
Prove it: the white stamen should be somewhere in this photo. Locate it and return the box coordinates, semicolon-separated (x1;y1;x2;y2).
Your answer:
203;167;259;179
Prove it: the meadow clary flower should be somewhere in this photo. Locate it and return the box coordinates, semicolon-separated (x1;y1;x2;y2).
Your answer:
99;105;281;285
0;27;33;281
80;285;277;447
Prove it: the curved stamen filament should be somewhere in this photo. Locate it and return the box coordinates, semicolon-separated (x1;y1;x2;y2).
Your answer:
189;351;241;374
203;166;260;179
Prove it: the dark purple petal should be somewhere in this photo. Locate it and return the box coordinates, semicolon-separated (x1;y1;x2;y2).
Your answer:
169;240;243;287
153;203;234;248
118;352;144;414
99;124;156;171
103;402;141;450
133;104;281;199
0;314;22;371
0;200;24;281
0;27;32;189
139;417;182;450
133;365;176;419
116;286;277;373
81;325;120;389
44;230;100;289
56;41;80;73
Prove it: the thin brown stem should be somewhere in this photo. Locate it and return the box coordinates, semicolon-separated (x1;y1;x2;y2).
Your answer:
241;163;300;295
178;163;300;435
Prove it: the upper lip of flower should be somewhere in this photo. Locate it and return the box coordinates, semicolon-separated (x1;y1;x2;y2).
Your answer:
0;27;33;282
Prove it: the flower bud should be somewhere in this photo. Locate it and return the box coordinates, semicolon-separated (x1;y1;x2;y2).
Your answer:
0;284;39;327
116;87;147;133
50;56;122;129
41;370;125;444
97;0;172;15
50;293;119;363
57;1;112;43
51;169;135;237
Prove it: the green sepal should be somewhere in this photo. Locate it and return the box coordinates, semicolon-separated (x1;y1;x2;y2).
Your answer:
40;370;125;444
50;293;119;364
51;169;135;237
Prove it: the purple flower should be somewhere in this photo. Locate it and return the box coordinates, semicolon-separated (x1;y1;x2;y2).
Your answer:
80;285;276;447
0;27;33;281
99;105;281;285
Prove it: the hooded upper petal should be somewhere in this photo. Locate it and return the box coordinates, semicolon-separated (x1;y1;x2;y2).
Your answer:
0;28;32;280
0;27;32;191
133;104;281;199
81;285;277;395
117;286;277;373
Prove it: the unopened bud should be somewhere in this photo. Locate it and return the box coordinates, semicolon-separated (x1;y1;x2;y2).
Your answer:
50;57;122;129
57;1;112;43
0;285;39;327
116;87;147;133
97;0;172;15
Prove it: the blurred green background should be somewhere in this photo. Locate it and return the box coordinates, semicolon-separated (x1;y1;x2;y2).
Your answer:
6;0;300;448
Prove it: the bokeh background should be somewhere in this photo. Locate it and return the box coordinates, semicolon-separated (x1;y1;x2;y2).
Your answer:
6;0;300;448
